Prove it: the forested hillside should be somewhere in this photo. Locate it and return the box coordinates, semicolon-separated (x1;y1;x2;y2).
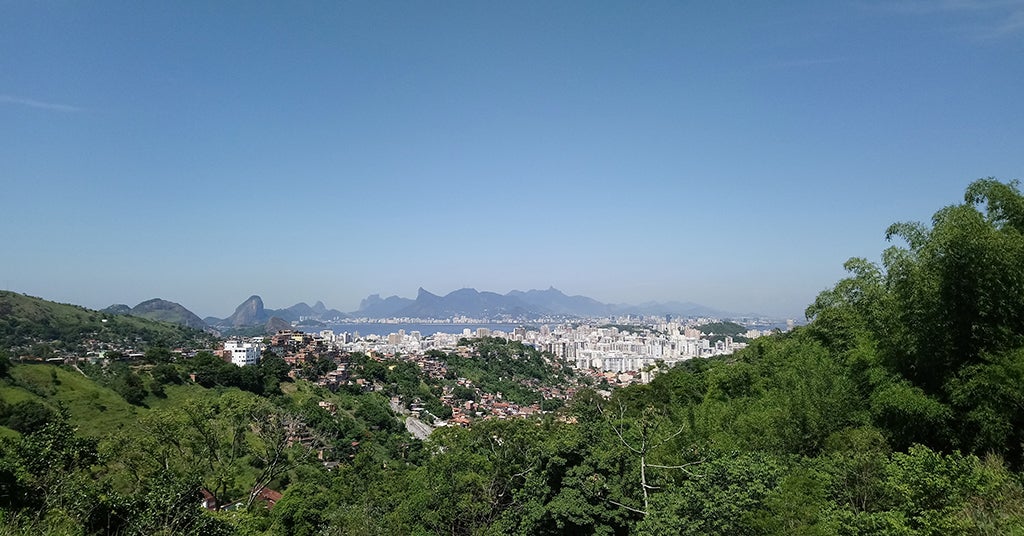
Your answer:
0;291;214;357
4;178;1024;534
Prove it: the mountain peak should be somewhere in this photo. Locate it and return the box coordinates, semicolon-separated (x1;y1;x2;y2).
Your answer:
359;294;383;310
227;295;267;327
417;287;440;299
136;297;171;307
102;304;132;315
356;293;414;317
107;298;208;330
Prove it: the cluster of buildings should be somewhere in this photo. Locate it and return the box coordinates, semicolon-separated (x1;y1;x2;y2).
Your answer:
204;318;779;430
218;331;340;367
218;318;766;377
529;324;722;372
441;391;544;426
311;320;758;373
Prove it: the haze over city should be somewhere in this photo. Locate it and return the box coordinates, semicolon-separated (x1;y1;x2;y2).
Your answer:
3;2;1022;319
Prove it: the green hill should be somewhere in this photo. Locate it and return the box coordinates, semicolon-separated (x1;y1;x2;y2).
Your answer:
0;291;214;357
120;298;209;330
1;365;138;432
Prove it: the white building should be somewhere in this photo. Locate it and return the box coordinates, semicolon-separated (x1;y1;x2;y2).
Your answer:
224;339;262;367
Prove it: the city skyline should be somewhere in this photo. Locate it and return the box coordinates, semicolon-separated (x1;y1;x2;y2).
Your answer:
3;2;1022;320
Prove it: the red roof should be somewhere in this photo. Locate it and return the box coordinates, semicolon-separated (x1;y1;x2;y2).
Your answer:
253;487;283;508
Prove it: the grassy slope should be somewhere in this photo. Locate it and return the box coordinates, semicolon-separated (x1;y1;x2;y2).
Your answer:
2;365;140;433
0;364;386;439
0;365;235;439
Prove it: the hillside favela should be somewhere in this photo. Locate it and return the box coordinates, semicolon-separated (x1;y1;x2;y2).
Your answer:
4;2;1024;536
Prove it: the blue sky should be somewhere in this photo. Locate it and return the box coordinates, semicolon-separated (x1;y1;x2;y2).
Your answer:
2;1;1022;319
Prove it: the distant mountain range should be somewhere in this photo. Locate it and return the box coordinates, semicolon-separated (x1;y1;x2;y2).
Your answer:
103;287;747;331
200;295;347;330
348;287;738;320
105;296;348;334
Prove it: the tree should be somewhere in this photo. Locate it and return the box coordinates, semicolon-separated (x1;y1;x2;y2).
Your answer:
607;404;704;516
122;470;233;536
4;400;55;434
823;426;890;514
268;481;333;536
1;410;104;530
244;404;320;510
119;391;322;512
258;354;292;390
185;351;241;389
744;467;835;536
885;179;1024;389
112;368;148;405
452;385;478;403
124;394;254;510
144;346;173;364
0;348;10;377
297;355;334;381
807;178;1024;458
151;362;182;386
636;452;785;536
947;347;1024;466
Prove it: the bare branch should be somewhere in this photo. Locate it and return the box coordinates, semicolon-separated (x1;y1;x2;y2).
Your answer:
646;459;705;470
647;459;706;477
654;425;687;447
608;499;648;516
611;422;642;454
511;467;533;480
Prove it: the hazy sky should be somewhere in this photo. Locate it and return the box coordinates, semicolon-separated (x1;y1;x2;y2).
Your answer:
2;1;1022;319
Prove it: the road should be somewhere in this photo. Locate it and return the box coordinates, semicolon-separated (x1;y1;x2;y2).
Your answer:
405;416;435;440
390;397;435;440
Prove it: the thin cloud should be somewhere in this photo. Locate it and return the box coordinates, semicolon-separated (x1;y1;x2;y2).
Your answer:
870;0;1024;37
0;94;85;112
887;0;1024;13
986;8;1024;36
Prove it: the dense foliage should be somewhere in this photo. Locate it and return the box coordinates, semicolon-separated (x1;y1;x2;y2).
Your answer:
4;178;1024;534
445;337;574;405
